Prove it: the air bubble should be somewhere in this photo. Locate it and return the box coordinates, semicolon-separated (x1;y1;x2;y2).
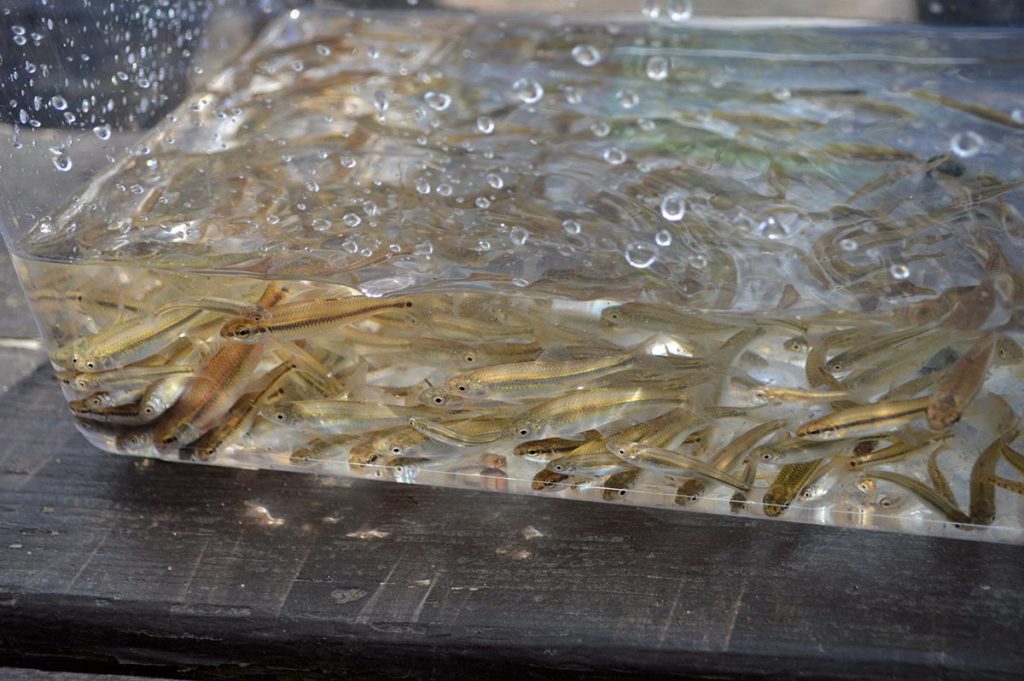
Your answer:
928;1;943;14
655;229;672;246
645;56;669;81
476;115;495;134
475;197;492;209
564;87;582;105
890;263;910;280
415;178;431;194
311;218;333;231
571;44;601;67
52;155;73;172
590;120;611;138
343;213;362;227
771;86;792;101
486;173;503;189
424;91;452;111
603;147;627;165
513;78;544;104
839;238;858;252
437;183;453;197
757;217;787;239
625;243;658;269
642;0;661;20
950;131;983;158
1012;109;1024;124
562;219;582;235
616;89;639;109
374;90;388;115
660;193;685;221
668;0;693;21
510;226;530;245
50;95;68;111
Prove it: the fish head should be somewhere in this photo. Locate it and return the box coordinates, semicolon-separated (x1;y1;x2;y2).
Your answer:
599;306;627;328
71;350;115;373
995;335;1024;365
795;422;838;441
220;317;268;343
443;375;487;401
266;404;302;428
115;430;155;455
504;415;545;440
417;387;464;409
347;440;381;468
140;394;171;420
609;441;642;461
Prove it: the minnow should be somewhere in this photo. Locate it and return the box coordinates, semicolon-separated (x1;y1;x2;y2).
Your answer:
994;335;1024;366
929;446;957;506
846;431;952;470
290;435;359;464
987;475;1024;496
271;400;426;435
729;458;759;513
763;458;826;517
391;418;509;451
600;303;737;332
183;361;298;461
64;308;206;372
419;353;634;406
674;420;787;501
927;334;996;430
221;296;415;342
751;386;850;403
532;468;570;491
601;468;642;501
63;363;195;394
152;342;265;448
548;451;633;477
69;399;154;426
514;434;601;463
139;374;193;420
868;471;970;524
612;444;751;491
826;326;928;375
502;387;686;441
795;397;931;441
970;434;1008;525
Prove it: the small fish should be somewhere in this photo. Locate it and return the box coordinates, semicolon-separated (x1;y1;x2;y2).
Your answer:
502;387;686;441
928;446;957;506
600;303;737;333
69;399;154;426
674;420;787;501
994;335;1024;366
868;471;970;524
63;363;194;394
65;308;205;372
139;374;192;420
532;468;570;491
271;400;425;435
846;431;952;470
762;458;826;517
826;326;928;375
927;334;996;430
418;353;634;406
401;417;510;450
970;434;1008;525
602;468;642;501
751;386;850;403
83;387;147;410
290;435;358;464
153;342;265;448
548;451;632;477
612;444;751;491
221;296;414;343
1003;443;1024;476
795;397;931;441
987;475;1024;496
514;435;600;463
729;458;759;513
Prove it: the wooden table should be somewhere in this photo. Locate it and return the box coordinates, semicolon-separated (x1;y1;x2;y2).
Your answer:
0;347;1022;679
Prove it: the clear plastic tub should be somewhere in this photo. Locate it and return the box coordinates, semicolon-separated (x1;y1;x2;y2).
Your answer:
2;1;1023;543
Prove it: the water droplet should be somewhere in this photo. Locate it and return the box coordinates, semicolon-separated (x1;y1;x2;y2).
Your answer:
642;0;661;20
475;196;492;209
590;120;611;138
52;155;72;172
424;91;452;111
603;147;627;165
890;263;910;280
839;238;858;252
757;217;787;239
655;229;672;246
616;89;639;109
645;56;669;81
660;192;686;221
476;115;495;134
950;131;983;158
343;212;362;227
668;0;693;21
510;226;530;245
771;86;791;101
625;243;658;269
571;44;601;67
50;95;67;111
562;219;582;235
513;78;544;104
415;178;431;195
1012;109;1024;124
486;173;503;189
93;124;112;140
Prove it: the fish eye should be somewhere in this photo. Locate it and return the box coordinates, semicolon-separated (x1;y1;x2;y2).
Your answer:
464;355;474;363
236;328;250;337
433;396;444;405
617;489;627;497
553;464;564;472
518;428;530;436
274;412;287;421
71;357;78;364
617;448;627;456
457;385;467;392
391;446;402;454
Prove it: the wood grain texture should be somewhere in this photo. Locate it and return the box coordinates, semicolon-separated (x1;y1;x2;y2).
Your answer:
0;365;1022;680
